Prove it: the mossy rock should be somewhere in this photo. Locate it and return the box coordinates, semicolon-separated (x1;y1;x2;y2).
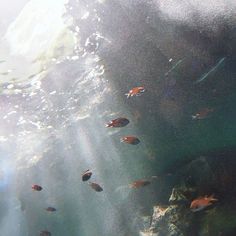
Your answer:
199;205;236;236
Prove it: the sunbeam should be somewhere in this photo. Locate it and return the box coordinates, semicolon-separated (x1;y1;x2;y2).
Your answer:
0;0;236;235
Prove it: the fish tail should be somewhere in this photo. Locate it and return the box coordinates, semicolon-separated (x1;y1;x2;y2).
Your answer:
205;194;218;201
191;115;197;120
125;93;131;98
209;194;218;201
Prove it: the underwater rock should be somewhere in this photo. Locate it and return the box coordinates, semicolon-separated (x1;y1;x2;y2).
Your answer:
169;186;196;204
133;215;152;234
179;156;216;190
141;216;152;230
197;205;236;236
169;188;188;204
139;230;158;236
140;204;194;236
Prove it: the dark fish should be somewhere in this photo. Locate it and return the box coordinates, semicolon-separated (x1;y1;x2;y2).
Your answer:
32;184;42;191
129;179;151;189
105;117;129;128
45;207;56;212
192;108;214;120
120;136;140;145
82;169;92;181
40;230;51;236
89;182;103;192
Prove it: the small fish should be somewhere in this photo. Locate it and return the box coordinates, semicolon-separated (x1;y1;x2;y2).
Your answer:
32;184;43;191
89;182;103;192
120;136;140;145
82;169;92;181
190;195;218;212
125;87;145;98
192;108;214;120
45;207;56;212
105;117;129;128
40;230;51;236
129;179;151;189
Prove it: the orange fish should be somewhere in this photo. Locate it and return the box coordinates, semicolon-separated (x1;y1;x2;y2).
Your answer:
105;117;129;128
192;108;214;120
190;195;218;212
129;179;151;189
120;136;140;145
45;207;56;212
89;182;103;192
125;87;145;98
32;184;42;191
82;169;92;181
40;230;51;236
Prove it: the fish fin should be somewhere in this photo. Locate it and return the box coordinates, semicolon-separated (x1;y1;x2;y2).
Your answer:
83;169;90;174
191;115;197;120
207;202;213;207
192;205;207;212
195;196;204;200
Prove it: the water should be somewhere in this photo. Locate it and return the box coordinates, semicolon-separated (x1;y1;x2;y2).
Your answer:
0;0;236;235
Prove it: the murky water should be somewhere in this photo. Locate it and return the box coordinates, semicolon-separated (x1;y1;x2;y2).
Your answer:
0;0;236;235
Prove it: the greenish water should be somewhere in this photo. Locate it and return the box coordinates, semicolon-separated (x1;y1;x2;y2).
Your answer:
0;0;236;235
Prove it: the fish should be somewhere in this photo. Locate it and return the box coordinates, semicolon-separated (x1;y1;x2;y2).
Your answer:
190;195;218;212
192;108;214;120
82;169;92;181
40;230;51;236
105;117;129;128
89;182;103;192
194;57;226;84
125;87;145;98
120;136;140;145
45;207;56;212
32;184;43;191
129;179;151;189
